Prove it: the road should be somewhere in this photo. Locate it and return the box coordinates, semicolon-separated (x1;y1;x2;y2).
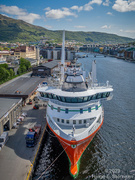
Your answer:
0;100;47;180
0;72;45;95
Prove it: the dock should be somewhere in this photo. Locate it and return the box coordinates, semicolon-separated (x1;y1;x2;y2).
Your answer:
0;94;47;180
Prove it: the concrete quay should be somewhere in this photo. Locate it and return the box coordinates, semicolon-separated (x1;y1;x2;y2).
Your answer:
0;100;47;180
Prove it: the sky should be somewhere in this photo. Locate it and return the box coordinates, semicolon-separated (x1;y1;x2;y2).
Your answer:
0;0;135;39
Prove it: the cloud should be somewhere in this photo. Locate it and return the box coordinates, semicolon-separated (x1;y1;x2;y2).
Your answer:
0;5;41;23
103;0;110;6
120;29;135;33
101;25;111;29
1;14;9;17
70;0;102;12
112;0;135;12
107;12;113;15
83;4;93;11
70;5;83;12
74;25;86;28
44;7;51;11
89;0;102;5
45;0;103;20
45;8;77;19
125;30;135;33
0;5;26;16
18;13;40;24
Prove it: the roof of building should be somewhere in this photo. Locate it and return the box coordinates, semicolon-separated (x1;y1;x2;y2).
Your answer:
0;73;44;96
0;97;22;119
42;61;58;69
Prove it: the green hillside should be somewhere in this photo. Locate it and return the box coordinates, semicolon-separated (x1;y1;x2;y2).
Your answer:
0;14;134;43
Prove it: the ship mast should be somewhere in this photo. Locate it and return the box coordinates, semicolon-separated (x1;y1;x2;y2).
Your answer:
91;60;97;86
61;30;65;83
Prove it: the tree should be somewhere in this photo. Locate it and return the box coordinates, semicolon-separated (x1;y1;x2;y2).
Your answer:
0;67;10;81
20;57;31;71
20;65;27;73
0;63;8;69
0;67;5;81
9;69;15;77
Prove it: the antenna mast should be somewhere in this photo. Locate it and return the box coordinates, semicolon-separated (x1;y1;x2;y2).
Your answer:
61;30;65;83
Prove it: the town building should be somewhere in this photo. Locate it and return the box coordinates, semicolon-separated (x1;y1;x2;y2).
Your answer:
0;51;14;62
13;46;37;60
40;47;75;61
32;61;58;76
0;97;22;135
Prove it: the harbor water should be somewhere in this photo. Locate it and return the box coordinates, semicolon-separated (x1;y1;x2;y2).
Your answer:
33;53;135;180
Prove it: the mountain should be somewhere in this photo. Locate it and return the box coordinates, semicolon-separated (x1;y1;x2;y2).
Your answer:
0;14;134;44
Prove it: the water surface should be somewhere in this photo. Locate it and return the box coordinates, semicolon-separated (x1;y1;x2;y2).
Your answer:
33;54;135;180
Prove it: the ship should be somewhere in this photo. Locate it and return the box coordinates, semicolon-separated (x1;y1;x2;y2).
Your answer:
37;31;113;178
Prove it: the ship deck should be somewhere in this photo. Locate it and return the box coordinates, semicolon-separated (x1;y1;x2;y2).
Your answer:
58;124;87;135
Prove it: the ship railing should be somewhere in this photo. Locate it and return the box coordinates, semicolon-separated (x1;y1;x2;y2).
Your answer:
89;81;113;89
47;114;60;136
88;122;100;136
39;82;62;89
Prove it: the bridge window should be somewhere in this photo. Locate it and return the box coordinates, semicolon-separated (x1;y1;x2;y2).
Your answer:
57;96;61;101
44;93;48;98
91;94;97;100
52;94;57;99
48;93;52;98
97;93;102;99
61;96;66;102
61;119;64;123
78;97;83;103
102;92;110;98
106;92;110;97
57;118;60;122
40;92;44;97
88;96;91;101
65;97;71;103
71;97;78;103
83;96;88;102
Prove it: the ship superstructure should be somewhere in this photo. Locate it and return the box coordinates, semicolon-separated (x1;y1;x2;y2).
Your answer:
37;31;113;178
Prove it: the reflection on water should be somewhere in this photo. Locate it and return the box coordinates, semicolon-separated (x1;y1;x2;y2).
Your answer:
33;54;135;180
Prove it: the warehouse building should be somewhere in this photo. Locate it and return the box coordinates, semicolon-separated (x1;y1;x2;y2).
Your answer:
0;97;22;136
32;61;58;76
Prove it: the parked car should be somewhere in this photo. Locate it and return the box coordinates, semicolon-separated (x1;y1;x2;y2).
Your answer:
21;112;27;117
33;104;39;109
33;96;39;101
12;122;19;129
28;99;32;105
0;132;8;149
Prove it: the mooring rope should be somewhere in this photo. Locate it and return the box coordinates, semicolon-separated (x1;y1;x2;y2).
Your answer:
36;145;68;180
45;127;57;138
